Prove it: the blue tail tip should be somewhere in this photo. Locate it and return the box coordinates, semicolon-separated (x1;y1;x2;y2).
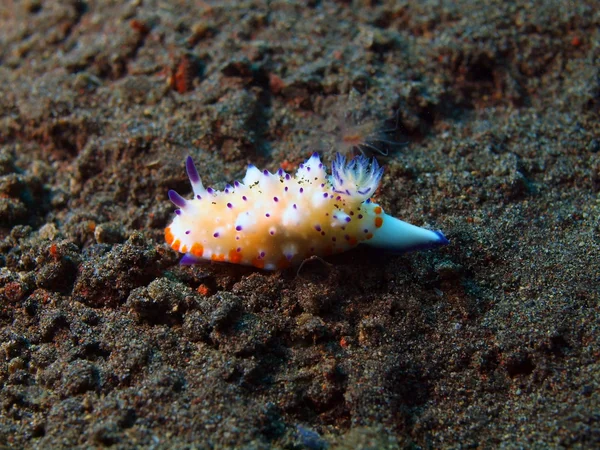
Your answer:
434;230;450;246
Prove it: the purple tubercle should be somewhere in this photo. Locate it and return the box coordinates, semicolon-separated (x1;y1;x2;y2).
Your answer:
358;214;363;219
285;174;291;180
185;230;191;235
263;169;269;176
168;190;187;208
234;180;240;187
270;230;275;235
322;192;328;198
293;204;297;209
175;209;181;215
213;232;220;238
314;225;322;232
299;187;304;193
285;186;288;192
242;195;247;201
236;225;242;231
260;251;266;258
207;187;214;194
196;194;202;200
345;217;351;223
273;197;279;202
185;156;201;184
236;247;242;252
277;168;284;176
227;203;233;208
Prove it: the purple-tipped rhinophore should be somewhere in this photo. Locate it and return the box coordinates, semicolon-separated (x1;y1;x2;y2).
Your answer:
168;190;187;208
186;156;201;184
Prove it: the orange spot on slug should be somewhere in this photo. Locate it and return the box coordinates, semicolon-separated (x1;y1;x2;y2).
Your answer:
165;227;174;245
211;253;226;262
374;206;382;214
252;258;265;269
191;243;204;257
229;249;243;264
171;240;181;251
375;217;383;228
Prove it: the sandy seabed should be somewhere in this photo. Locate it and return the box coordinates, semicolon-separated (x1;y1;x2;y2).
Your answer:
0;1;598;448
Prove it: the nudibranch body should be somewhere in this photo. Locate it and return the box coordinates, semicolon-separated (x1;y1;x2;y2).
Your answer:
165;153;448;270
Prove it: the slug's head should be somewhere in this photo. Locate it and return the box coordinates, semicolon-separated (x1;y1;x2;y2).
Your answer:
330;153;384;202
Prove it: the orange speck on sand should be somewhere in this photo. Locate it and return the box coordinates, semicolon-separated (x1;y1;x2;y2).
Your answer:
165;227;174;245
191;243;204;257
196;284;211;296
229;249;243;264
268;73;285;94
340;337;349;348
280;160;296;171
342;133;362;145
375;217;383;228
129;19;150;34
252;258;265;269
49;243;59;257
571;36;581;47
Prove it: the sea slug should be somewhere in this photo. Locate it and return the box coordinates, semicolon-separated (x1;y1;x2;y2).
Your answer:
165;153;448;270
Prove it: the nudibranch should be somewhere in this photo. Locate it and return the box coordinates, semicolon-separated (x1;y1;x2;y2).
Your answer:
165;153;448;270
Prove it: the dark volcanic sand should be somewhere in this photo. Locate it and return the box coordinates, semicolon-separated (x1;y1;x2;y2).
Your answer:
0;0;599;448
